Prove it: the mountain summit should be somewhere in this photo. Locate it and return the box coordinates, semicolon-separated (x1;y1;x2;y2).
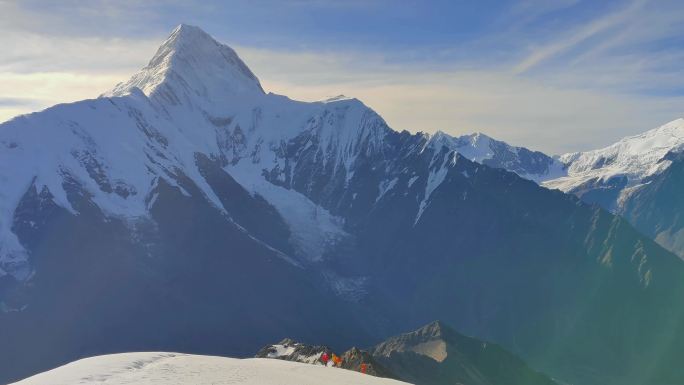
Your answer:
108;24;264;101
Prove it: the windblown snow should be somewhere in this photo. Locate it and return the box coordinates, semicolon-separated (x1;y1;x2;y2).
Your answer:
9;352;410;385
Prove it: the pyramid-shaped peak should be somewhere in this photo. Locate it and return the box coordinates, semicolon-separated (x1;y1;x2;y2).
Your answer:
377;320;449;348
370;321;450;363
107;24;263;99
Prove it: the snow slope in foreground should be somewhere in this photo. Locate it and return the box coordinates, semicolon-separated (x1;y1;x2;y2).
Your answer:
10;352;410;385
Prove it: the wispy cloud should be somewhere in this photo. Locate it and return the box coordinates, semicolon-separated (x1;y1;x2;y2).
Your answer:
513;0;645;74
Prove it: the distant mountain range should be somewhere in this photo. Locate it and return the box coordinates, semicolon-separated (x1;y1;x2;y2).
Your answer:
2;24;684;385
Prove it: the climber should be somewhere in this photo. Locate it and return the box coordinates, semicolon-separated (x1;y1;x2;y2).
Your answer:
360;363;368;374
321;352;329;365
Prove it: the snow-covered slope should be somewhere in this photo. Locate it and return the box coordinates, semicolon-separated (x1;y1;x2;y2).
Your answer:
10;352;409;385
542;118;684;208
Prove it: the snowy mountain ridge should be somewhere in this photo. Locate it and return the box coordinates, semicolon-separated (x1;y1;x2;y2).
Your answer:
542;118;684;208
426;130;565;183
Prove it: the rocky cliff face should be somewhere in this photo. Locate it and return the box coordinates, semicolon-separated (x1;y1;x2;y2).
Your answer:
255;338;394;378
370;321;558;385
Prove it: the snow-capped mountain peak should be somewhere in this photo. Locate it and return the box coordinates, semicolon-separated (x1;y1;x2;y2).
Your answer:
0;25;397;279
425;130;565;182
107;24;264;101
428;131;495;163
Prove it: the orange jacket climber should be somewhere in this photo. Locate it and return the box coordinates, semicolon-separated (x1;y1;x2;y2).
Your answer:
360;363;368;374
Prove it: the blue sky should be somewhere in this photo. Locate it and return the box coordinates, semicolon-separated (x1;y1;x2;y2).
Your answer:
1;0;684;154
